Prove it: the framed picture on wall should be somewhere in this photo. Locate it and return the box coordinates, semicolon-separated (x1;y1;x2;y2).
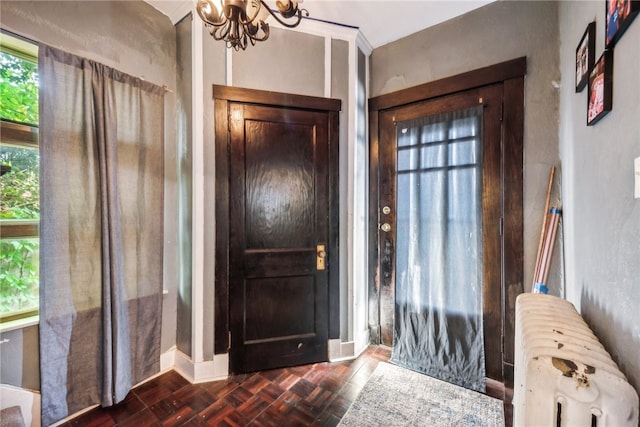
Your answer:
587;50;613;126
576;22;595;92
605;0;640;48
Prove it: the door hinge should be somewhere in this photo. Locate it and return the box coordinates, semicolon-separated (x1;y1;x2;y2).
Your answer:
228;331;231;351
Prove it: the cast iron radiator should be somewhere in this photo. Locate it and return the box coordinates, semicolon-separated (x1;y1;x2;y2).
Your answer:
514;293;638;426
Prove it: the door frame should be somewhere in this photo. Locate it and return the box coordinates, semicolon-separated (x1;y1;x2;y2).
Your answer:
367;58;526;389
213;85;342;356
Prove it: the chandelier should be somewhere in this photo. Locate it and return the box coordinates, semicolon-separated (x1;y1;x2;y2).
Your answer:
196;0;309;51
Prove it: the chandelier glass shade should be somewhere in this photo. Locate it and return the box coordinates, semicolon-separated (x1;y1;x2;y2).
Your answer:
196;0;309;51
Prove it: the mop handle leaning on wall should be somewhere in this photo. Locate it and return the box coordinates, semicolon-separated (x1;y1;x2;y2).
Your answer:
532;166;555;292
533;207;562;294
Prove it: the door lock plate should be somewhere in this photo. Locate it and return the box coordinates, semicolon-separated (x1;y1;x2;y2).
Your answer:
317;244;326;270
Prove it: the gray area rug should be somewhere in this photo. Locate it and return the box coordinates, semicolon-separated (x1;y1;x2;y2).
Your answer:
338;362;504;426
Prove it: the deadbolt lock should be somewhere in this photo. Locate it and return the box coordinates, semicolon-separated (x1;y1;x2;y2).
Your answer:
382;206;391;215
381;223;391;232
317;244;326;270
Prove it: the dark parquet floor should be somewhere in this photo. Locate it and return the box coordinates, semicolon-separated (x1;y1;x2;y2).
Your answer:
62;346;391;427
62;346;512;427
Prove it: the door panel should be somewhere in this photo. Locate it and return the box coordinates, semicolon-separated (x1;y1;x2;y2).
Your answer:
244;119;315;249
378;85;503;382
229;103;329;373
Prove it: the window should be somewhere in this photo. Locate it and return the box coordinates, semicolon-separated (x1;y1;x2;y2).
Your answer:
0;33;39;324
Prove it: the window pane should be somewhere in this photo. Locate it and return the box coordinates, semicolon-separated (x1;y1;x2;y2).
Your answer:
421;143;446;169
0;238;39;317
397;147;419;172
0;145;39;220
448;138;478;167
1;38;39;322
0;51;39;125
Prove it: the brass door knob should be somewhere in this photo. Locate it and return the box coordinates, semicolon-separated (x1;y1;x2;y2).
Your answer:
317;244;326;270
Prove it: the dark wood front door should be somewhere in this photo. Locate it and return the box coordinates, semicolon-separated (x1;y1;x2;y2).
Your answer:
378;85;503;381
228;102;330;374
368;59;525;388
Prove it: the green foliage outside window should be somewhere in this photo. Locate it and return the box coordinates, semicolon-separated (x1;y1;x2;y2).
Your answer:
1;147;40;316
0;238;39;315
1;146;39;219
0;50;39;125
1;46;40;319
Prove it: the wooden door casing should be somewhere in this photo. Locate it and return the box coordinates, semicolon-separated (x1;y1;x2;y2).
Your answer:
368;58;525;388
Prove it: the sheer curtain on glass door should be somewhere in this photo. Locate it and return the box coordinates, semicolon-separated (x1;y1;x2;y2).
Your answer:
390;106;486;392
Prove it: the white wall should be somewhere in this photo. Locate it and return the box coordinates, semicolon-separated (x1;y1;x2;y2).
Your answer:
558;0;640;394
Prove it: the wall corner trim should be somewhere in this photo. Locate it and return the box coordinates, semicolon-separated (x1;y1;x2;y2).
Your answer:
171;350;229;384
160;346;177;372
328;330;370;362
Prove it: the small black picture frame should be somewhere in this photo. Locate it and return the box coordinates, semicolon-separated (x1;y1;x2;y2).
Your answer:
576;22;596;92
587;50;613;126
605;0;640;48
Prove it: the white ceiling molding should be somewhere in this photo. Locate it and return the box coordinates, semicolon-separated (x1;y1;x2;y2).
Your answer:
146;0;193;24
146;0;495;49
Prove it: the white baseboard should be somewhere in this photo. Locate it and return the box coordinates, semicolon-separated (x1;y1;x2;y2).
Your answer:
328;330;370;362
160;346;176;372
354;329;370;356
172;350;228;384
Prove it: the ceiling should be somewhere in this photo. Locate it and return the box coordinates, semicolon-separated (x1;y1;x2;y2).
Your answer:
146;0;493;48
